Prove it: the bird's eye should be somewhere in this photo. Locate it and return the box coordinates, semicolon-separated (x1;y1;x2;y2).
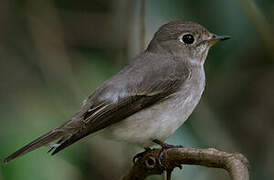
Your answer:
181;34;195;44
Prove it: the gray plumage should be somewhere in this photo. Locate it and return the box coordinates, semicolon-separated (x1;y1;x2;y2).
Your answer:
4;21;229;163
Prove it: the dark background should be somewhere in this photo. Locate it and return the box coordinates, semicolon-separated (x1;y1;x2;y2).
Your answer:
0;0;273;179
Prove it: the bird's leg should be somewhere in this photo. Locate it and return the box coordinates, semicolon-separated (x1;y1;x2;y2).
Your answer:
133;147;152;163
153;139;183;169
153;139;183;149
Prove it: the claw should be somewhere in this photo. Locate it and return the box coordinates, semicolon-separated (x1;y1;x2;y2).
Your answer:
133;147;151;163
153;139;184;167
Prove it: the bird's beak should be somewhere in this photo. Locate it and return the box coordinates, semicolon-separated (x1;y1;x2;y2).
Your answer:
208;35;230;46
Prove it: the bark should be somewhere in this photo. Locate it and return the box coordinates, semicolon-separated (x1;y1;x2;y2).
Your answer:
122;147;249;180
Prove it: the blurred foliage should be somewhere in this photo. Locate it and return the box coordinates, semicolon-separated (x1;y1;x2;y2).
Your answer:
0;0;273;180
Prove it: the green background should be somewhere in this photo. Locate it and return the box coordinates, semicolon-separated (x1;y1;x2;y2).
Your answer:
1;0;273;179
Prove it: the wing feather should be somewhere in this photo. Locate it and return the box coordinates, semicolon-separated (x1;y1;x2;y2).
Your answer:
51;54;191;154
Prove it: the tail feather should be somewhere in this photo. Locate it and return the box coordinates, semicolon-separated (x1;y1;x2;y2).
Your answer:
4;129;65;163
47;135;72;153
51;129;91;155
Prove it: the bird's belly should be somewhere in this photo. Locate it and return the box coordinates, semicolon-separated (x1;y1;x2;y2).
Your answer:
103;88;203;147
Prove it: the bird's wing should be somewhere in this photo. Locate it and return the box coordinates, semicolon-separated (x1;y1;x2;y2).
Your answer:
51;53;191;154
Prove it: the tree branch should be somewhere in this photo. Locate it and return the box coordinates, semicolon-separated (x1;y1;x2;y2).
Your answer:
122;147;249;180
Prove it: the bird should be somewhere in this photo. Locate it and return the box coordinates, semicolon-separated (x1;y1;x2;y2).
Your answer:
4;20;229;163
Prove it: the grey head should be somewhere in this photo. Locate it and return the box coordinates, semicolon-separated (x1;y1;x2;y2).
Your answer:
147;21;230;65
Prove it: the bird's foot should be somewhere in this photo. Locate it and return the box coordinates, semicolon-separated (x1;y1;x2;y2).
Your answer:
133;147;152;163
153;139;183;169
153;139;184;149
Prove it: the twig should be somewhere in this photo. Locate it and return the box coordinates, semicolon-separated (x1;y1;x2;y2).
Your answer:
122;147;249;180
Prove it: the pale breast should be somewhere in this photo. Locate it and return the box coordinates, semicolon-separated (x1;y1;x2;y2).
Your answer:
103;66;205;147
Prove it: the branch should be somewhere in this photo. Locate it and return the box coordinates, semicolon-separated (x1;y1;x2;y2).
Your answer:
122;147;249;180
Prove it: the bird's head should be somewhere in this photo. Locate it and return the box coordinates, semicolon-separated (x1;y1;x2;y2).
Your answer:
147;21;230;65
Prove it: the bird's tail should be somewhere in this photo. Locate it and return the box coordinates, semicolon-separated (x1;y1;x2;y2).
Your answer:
4;129;66;163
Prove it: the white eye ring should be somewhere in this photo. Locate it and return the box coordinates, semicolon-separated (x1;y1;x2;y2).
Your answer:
179;33;195;45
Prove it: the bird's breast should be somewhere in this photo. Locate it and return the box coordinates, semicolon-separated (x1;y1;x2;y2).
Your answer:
103;67;205;148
